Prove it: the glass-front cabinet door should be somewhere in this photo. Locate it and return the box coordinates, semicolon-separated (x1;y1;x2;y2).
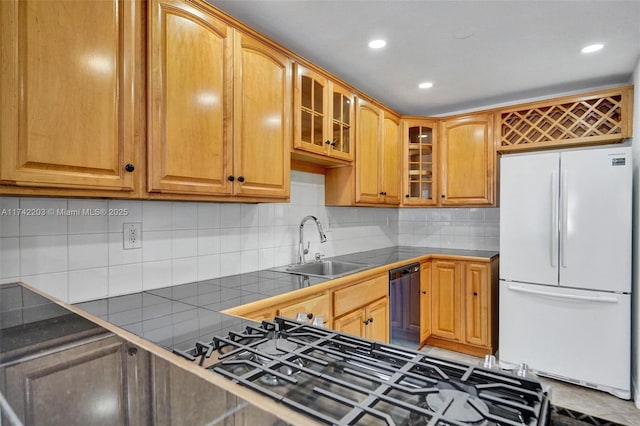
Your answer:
403;119;438;205
294;64;354;162
329;83;354;161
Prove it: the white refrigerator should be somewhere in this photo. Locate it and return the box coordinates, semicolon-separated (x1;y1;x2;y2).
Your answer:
499;146;631;399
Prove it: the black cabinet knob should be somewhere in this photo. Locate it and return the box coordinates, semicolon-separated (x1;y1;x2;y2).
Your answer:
228;176;235;182
405;194;410;198
237;176;245;183
369;317;374;323
331;141;337;147
363;319;369;325
421;291;427;295
441;194;446;198
306;313;313;320
325;140;331;145
125;163;135;172
473;292;478;296
128;347;138;356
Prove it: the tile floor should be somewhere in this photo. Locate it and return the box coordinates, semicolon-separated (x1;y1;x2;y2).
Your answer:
419;345;640;426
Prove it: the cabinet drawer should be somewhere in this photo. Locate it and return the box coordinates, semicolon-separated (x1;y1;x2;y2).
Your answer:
278;293;331;323
334;275;388;317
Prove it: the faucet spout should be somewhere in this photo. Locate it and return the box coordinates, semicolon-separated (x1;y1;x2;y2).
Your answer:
298;215;327;264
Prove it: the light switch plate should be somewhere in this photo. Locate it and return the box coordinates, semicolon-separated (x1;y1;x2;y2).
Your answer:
123;223;142;249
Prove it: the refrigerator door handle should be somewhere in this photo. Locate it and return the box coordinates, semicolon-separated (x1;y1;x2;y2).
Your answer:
550;170;558;267
560;169;569;268
507;283;619;303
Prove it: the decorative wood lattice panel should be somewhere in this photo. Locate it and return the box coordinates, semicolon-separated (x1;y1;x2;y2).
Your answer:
498;87;632;152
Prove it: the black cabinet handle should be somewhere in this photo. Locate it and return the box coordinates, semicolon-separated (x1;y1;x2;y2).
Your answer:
228;176;235;182
237;176;245;183
125;163;135;172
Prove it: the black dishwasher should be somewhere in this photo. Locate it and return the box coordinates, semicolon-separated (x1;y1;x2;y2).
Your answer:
389;263;421;347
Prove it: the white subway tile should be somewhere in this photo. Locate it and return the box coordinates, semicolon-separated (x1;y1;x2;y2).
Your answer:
240;249;259;274
68;233;108;270
220;228;241;253
142;230;172;262
274;226;294;248
20;235;67;275
469;208;485;222
258;248;275;270
108;263;143;296
453;208;470;222
453;234;470;249
272;204;289;226
172;202;198;230
22;272;68;302
220;204;241;228
259;226;275;249
398;233;415;246
485;237;500;250
108;233;142;265
197;203;221;229
484;223;500;238
172;257;197;285
142;201;171;231
0;237;20;279
257;204;275;226
485;208;500;222
143;260;172;290
440;235;455;248
274;245;295;266
20;198;67;236
68;200;108;234
241;227;259;251
241;204;259;228
68;267;108;303
0;197;20;237
197;228;220;255
172;229;197;258
197;255;220;281
220;252;241;277
108;200;142;233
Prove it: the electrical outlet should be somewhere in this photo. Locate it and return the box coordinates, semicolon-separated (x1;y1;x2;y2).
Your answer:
123;223;142;249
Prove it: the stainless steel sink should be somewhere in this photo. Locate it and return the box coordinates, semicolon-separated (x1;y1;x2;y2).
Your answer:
271;260;372;279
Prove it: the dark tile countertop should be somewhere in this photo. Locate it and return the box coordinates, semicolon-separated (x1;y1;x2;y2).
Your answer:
75;246;498;353
0;283;106;365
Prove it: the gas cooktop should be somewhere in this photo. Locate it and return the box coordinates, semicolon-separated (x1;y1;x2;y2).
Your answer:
175;317;550;426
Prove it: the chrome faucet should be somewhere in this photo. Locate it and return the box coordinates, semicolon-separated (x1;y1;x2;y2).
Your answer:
298;215;327;264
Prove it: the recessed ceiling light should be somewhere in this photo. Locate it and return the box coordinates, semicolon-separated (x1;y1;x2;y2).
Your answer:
581;43;604;53
418;82;434;89
368;39;386;49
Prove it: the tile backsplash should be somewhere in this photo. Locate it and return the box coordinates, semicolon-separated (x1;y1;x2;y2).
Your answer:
0;171;499;303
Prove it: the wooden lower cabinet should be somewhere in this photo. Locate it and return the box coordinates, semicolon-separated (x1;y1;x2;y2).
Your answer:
419;261;432;343
3;334;150;426
333;297;389;343
278;292;331;325
424;257;498;357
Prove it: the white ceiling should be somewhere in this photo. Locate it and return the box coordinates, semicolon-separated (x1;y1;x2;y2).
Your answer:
208;0;640;116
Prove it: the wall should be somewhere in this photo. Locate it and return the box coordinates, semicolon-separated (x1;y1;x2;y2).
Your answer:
630;56;640;408
397;207;500;250
0;171;398;303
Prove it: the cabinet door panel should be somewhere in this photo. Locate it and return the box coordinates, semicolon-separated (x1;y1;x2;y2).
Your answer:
381;113;401;204
440;114;494;205
5;335;148;426
431;261;462;340
333;309;366;338
355;99;381;203
420;261;432;344
365;297;389;343
1;0;138;191
464;263;489;346
278;293;331;325
234;33;290;197
148;0;232;195
329;83;355;161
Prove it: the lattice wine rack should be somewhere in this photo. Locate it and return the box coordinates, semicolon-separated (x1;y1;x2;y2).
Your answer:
497;86;633;152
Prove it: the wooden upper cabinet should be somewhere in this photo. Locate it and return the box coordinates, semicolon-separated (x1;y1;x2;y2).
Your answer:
439;113;495;205
293;65;354;163
233;32;291;198
355;98;383;204
402;119;438;206
0;0;141;193
380;111;401;205
148;0;233;195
